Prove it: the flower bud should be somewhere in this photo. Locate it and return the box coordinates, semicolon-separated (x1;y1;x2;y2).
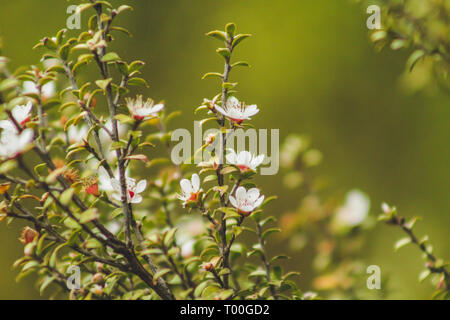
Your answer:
91;285;103;296
93;273;105;284
20;227;39;244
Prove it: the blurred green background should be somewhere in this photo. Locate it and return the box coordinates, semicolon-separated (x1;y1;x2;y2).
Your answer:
0;0;448;299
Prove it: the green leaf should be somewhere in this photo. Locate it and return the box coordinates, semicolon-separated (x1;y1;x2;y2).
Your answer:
262;228;281;240
80;208;99;224
60;188;75;206
95;78;112;90
117;5;133;14
394;237;412;251
390;39;407;51
418;269;431;283
128;60;145;73
249;269;267;278
231;61;250;68
232;34;251;48
153;268;172;285
114;113;134;124
206;30;227;42
58;43;71;60
101;52;120;63
163;228;177;248
127;77;149;87
216;48;231;59
225;23;236;37
77;3;95;13
0;78;19;91
40;276;57;295
49;243;66;268
407;50;425;71
202;72;223;80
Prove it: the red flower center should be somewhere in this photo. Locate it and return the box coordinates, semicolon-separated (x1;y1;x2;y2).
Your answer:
188;192;198;202
20;117;31;125
230;118;244;125
133;115;145;121
86;184;99;196
129;190;135;199
237;165;250;172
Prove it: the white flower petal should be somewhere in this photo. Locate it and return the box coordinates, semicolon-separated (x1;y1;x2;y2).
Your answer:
151;103;164;113
180;179;192;194
191;174;200;192
229;196;238;209
253;195;265;209
214;105;227;117
235;186;246;202
131;194;143;204
247;188;260;202
110;178;121;193
135;180;147;193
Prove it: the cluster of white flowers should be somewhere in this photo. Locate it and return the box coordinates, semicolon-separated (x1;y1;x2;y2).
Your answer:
179;96;265;215
0;103;34;159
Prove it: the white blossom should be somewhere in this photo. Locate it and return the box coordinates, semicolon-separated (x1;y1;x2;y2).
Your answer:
67;125;88;144
0;128;34;159
23;81;55;99
178;174;201;205
126;95;164;120
110;175;147;204
335;189;370;227
214;96;259;124
0;102;33;134
229;186;265;215
226;149;264;172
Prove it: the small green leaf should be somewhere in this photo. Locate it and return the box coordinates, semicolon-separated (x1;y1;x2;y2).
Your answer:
127;77;149;87
262;228;281;240
407;50;425;71
153;268;172;285
60;188;75;206
394;237;412;251
101;52;120;63
216;48;231;59
232;34;251;48
95;78;112;90
202;72;223;80
225;23;236;37
206;30;227;42
79;208;99;224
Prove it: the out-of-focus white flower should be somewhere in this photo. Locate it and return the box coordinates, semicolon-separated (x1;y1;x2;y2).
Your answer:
335;189;370;227
99;120;127;144
0;128;34;159
106;221;121;235
214;96;259;124
98;166;115;192
67;125;88;144
229;186;264;216
111;176;147;204
126;95;164;121
178;174;201;206
226;149;264;172
0;103;33;134
23;81;55;100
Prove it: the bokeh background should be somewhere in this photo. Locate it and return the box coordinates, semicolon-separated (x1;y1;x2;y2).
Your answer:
0;0;448;299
